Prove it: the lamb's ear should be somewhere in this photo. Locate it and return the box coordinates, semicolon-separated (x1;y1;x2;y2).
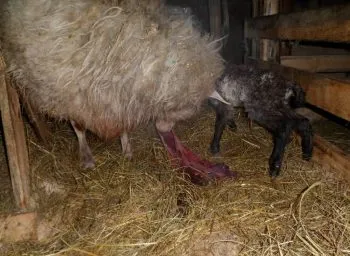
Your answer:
209;90;231;105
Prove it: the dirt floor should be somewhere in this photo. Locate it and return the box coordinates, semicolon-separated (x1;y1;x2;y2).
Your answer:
0;108;350;255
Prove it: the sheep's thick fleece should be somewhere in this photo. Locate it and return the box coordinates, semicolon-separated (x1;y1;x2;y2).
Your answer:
0;0;223;138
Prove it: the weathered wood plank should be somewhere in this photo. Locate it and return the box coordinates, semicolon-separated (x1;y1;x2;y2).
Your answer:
245;4;350;42
0;55;31;211
280;55;350;73
247;58;350;121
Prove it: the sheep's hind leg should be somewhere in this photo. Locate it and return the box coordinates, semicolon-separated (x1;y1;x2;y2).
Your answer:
208;98;231;155
71;120;95;169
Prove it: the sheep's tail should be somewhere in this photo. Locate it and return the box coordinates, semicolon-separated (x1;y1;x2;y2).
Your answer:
290;84;306;109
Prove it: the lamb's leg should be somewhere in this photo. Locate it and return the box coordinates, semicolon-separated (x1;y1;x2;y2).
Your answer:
252;110;313;177
208;98;231;154
71;120;95;169
268;123;294;177
250;112;294;177
120;132;132;160
294;115;313;161
156;120;236;185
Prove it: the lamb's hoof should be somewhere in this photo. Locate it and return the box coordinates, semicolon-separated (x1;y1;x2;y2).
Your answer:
227;120;237;132
209;144;220;155
269;164;281;177
302;151;312;161
302;144;313;161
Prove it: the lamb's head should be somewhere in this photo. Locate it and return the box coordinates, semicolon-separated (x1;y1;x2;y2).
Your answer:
286;82;306;109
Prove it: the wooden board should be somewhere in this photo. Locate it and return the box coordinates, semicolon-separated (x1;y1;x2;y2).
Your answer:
281;55;350;73
0;55;31;211
247;58;350;121
245;4;350;42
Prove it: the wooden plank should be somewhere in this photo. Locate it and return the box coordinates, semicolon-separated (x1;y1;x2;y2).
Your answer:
0;55;31;211
245;4;350;42
247;58;350;121
280;55;350;73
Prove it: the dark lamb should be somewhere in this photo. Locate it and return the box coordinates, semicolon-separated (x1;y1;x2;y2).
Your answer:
208;64;313;177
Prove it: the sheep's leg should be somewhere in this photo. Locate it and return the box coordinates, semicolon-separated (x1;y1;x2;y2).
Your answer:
156;119;236;185
294;115;313;161
208;98;231;154
120;132;132;160
71;120;95;169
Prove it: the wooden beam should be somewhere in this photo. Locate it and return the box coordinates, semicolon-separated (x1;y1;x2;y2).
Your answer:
245;4;350;42
0;55;31;211
247;58;350;121
280;55;350;73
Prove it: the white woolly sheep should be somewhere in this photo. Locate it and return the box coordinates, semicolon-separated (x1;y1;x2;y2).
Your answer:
208;64;313;177
0;0;236;183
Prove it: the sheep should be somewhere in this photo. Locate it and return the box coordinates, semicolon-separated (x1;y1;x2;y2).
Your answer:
208;64;313;177
0;0;236;183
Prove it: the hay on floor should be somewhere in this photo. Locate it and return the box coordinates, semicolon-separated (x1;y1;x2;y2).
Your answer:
0;108;350;256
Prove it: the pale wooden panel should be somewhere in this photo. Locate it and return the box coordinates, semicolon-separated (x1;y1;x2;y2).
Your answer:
245;4;350;42
281;55;350;73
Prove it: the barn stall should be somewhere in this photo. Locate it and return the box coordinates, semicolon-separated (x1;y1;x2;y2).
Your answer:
0;0;349;255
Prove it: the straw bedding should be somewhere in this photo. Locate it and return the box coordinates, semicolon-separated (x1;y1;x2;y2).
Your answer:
1;108;349;255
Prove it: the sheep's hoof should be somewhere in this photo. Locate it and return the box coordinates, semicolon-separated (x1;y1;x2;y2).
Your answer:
82;160;96;169
124;152;133;160
269;164;281;177
81;155;96;169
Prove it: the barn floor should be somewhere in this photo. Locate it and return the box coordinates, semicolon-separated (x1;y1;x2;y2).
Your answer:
1;108;350;255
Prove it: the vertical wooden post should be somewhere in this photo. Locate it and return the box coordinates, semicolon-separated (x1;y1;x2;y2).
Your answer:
278;0;293;62
209;0;222;40
249;0;260;61
260;0;279;62
0;55;31;211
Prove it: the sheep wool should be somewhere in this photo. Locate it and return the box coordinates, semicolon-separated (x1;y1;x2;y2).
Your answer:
0;0;224;139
